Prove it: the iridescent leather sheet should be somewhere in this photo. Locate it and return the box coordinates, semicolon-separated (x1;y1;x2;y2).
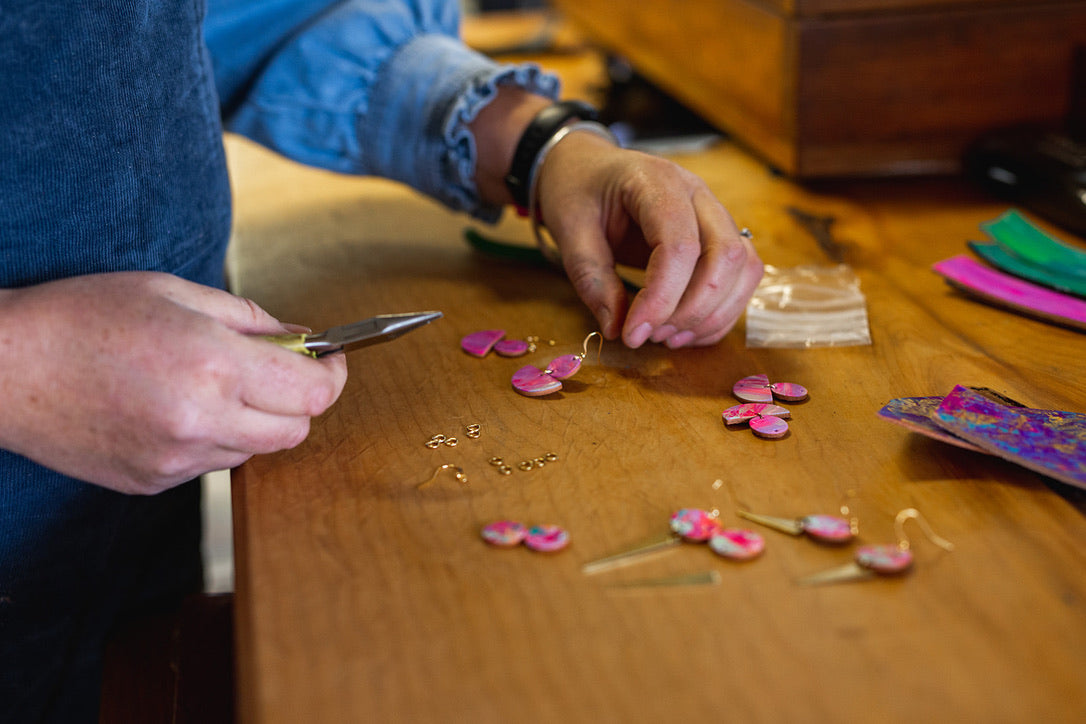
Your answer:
879;385;1086;490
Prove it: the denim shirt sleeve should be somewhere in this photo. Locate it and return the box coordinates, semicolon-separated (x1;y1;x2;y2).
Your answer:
204;0;560;221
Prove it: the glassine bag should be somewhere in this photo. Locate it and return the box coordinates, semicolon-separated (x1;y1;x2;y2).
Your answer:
745;264;872;348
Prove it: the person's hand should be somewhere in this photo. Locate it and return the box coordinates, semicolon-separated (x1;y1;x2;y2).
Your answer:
536;131;764;348
0;272;347;494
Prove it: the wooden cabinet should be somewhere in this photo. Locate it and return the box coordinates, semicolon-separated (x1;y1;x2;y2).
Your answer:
551;0;1086;177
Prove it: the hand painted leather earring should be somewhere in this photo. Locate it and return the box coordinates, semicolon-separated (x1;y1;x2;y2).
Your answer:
722;403;792;438
480;520;570;552
723;374;808;438
736;506;858;544
670;508;765;561
796;507;953;585
461;330;554;358
732;374;808;403
511;332;602;397
581;508;764;575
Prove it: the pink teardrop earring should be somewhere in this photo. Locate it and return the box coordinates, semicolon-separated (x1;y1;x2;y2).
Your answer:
796;508;954;585
511;332;602;397
736;494;859;544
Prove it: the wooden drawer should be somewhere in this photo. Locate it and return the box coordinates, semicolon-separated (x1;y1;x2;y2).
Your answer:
551;0;1086;177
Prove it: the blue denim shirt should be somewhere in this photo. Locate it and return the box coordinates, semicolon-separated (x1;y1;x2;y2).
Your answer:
206;0;558;221
0;1;556;720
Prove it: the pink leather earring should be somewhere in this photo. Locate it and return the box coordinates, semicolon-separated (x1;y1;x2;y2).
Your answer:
796;508;953;585
736;508;857;544
732;373;808;403
511;332;601;397
722;402;792;438
460;330;553;358
723;374;809;438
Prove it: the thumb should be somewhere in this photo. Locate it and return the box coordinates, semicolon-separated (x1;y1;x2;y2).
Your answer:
162;279;289;335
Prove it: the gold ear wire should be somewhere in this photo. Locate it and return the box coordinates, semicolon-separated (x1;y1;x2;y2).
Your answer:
581;331;602;363
894;508;954;552
417;464;469;489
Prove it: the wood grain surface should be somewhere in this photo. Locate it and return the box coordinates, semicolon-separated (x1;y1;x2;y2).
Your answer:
225;15;1086;724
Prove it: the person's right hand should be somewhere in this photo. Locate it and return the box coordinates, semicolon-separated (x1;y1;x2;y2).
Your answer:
0;272;348;495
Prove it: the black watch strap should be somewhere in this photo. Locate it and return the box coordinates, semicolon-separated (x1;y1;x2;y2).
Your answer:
504;100;599;208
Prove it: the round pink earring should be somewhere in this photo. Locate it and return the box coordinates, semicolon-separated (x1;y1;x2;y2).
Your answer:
670;508;765;561
511;332;602;397
722;402;792;438
480;520;570;552
733;373;808;403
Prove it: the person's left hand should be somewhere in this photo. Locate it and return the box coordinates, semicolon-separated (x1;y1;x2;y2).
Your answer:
535;130;764;349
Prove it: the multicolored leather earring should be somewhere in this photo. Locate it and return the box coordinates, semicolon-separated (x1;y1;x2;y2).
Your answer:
723;374;808;439
511;332;601;397
722;403;792;438
796;508;953;585
461;330;553;358
581;508;764;575
670;508;765;561
480;520;570;552
732;374;808;403
736;507;858;544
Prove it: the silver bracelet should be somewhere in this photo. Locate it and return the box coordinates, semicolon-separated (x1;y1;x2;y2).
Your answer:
527;120;620;263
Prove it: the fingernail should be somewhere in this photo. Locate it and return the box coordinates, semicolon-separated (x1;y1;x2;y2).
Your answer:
667;330;695;348
626;322;653;348
650;324;678;343
597;306;614;337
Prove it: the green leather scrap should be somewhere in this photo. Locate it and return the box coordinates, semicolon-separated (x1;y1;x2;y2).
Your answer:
979;209;1086;278
968;241;1086;298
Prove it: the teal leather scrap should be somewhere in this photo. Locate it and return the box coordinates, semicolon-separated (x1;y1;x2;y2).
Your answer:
979;209;1086;278
968;241;1086;298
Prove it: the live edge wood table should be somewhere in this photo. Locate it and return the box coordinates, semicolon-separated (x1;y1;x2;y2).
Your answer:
224;38;1086;724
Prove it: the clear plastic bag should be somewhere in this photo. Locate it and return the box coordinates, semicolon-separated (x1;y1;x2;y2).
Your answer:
745;264;872;348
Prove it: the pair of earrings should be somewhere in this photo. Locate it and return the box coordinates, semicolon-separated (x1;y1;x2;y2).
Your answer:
736;503;953;583
510;332;602;398
723;374;808;439
481;520;570;552
582;504;952;586
460;329;601;398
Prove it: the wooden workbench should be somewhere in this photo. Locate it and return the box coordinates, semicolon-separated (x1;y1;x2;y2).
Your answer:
225;14;1086;724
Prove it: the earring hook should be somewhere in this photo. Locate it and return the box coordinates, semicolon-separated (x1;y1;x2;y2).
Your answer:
894;508;954;552
581;331;602;363
417;463;469;489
